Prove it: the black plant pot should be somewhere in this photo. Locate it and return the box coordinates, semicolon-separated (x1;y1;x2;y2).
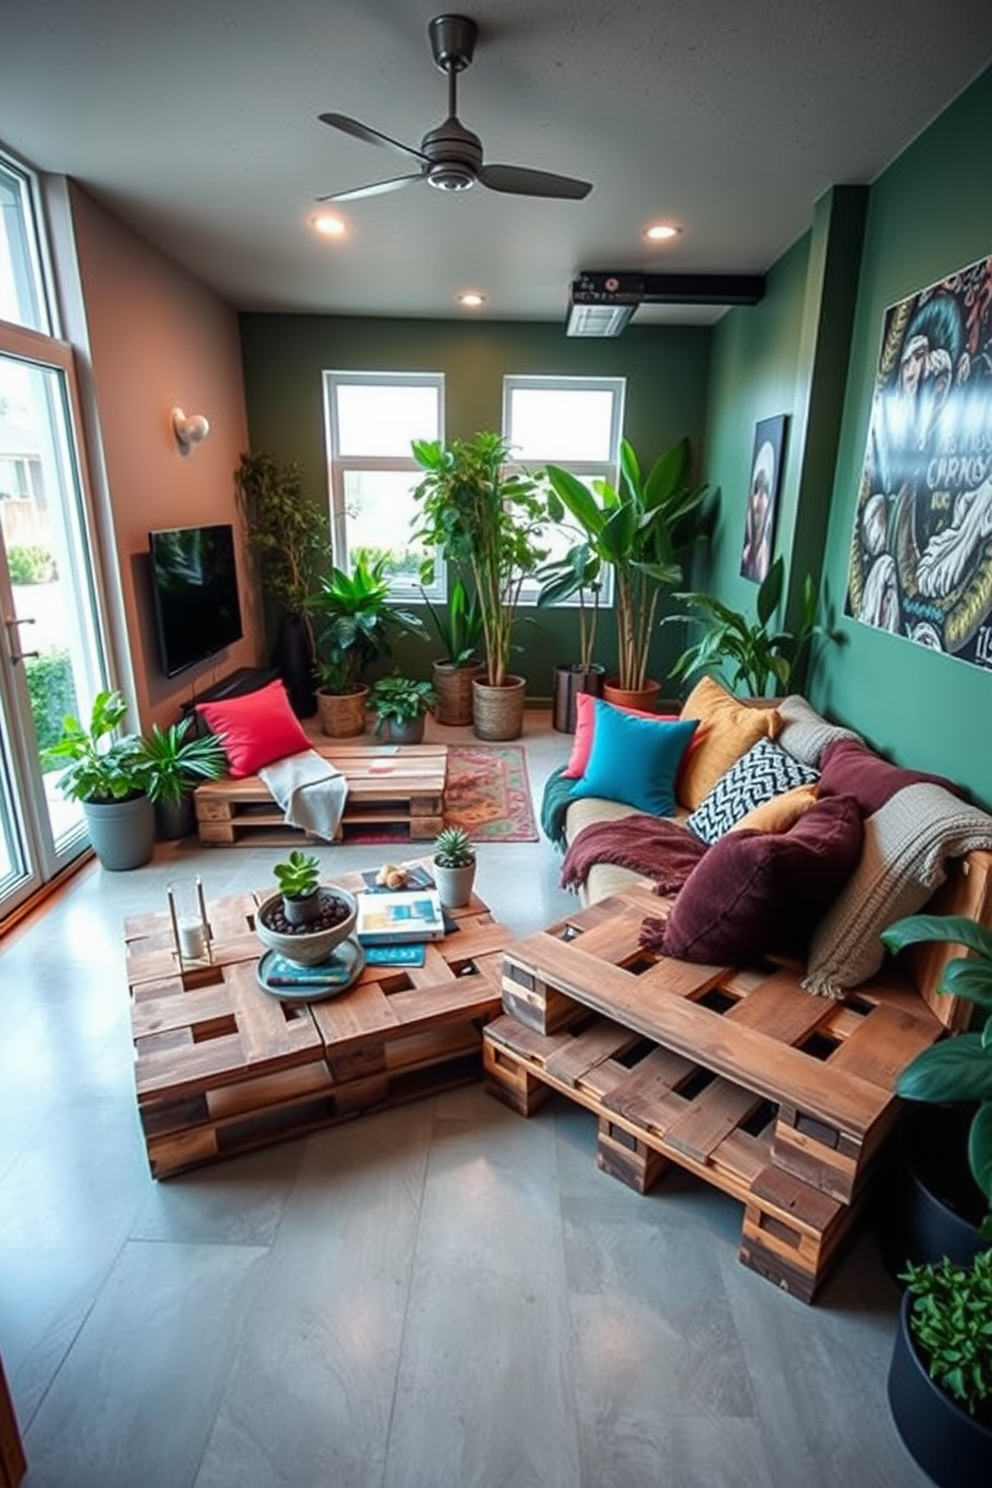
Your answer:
273;612;316;718
551;662;606;733
888;1289;992;1488
877;1104;986;1279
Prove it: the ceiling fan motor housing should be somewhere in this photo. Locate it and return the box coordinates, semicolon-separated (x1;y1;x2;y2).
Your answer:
422;116;483;190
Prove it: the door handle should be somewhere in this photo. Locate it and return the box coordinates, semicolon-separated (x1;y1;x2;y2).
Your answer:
4;614;39;665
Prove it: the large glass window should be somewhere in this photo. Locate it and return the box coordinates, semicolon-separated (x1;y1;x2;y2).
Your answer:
502;375;625;605
323;371;444;601
0;156;52;334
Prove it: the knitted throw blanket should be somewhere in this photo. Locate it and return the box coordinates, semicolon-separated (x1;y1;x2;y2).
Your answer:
804;781;992;997
561;814;708;894
541;765;575;852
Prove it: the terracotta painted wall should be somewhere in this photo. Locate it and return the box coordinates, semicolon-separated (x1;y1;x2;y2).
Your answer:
65;183;260;727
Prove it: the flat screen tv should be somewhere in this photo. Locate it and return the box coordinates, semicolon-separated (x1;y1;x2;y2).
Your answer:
149;523;243;678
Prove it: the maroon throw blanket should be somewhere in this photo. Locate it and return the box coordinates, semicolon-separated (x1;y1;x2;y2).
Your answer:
561;814;708;894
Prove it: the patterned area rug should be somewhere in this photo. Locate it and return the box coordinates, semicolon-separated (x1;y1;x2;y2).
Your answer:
442;744;538;843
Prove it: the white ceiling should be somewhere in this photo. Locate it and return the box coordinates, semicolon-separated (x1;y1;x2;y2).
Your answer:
3;1;992;327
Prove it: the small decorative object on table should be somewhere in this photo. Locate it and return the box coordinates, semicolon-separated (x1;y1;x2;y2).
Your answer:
167;876;213;969
255;853;361;981
432;825;477;909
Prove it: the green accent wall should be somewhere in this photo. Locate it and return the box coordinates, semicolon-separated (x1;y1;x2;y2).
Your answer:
238;315;712;697
816;64;992;807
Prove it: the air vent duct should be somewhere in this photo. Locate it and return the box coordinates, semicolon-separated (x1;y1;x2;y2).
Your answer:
566;271;765;336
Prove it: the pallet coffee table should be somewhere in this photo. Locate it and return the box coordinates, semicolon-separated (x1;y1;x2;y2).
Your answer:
124;860;507;1178
194;743;448;846
483;881;949;1301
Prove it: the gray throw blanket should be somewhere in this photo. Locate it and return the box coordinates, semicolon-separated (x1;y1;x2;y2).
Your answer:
561;814;708;893
259;749;348;841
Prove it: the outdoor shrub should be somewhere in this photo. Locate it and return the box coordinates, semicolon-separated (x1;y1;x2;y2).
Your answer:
8;544;57;585
26;649;77;753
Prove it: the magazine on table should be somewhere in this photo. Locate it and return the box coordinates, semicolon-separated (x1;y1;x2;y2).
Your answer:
355;887;446;944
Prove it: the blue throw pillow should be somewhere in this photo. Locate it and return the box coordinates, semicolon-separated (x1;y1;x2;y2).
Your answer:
569;701;699;817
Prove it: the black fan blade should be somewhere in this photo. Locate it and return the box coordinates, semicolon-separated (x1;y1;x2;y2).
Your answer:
478;164;592;200
317;172;425;204
319;112;428;166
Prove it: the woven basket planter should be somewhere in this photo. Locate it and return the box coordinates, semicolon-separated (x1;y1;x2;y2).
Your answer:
432;660;485;727
472;675;526;741
316;685;369;738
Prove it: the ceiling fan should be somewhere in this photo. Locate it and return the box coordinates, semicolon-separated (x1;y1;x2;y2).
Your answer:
317;14;592;204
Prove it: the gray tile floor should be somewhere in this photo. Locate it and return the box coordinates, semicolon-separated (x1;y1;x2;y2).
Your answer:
0;713;929;1487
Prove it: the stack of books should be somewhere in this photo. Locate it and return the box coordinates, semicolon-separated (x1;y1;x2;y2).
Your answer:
355;887;446;945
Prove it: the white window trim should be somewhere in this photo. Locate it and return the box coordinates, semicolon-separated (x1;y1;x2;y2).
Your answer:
323;369;445;603
502;374;625;608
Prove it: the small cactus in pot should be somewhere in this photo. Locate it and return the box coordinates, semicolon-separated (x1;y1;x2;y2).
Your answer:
432;826;477;910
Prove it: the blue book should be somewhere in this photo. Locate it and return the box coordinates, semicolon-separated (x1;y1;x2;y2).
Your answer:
364;943;427;967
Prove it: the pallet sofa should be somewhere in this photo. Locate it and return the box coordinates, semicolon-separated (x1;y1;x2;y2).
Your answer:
484;679;992;1299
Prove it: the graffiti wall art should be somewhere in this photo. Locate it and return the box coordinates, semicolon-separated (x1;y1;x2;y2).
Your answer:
845;252;992;669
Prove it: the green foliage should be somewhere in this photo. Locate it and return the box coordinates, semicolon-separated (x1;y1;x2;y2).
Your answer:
536;539;602;671
234;451;326;632
40;689;148;803
8;544;57;585
25;648;77;752
136;716;229;806
901;1248;992;1416
433;826;475;868
412;432;551;688
309;553;426;694
273;849;321;899
369;674;435;733
422;577;484;667
666;556;824;697
544;437;709;691
882;913;992;1235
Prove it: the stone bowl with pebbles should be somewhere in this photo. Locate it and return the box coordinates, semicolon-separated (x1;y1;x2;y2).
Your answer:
254;885;359;966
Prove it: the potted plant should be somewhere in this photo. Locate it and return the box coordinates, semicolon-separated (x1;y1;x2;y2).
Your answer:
308;554;426;738
544;437;709;709
536;534;605;733
255;852;359;967
665;556;826;697
235;451;327;716
136;716;229;840
41;689;155;870
412;432;551;741
887;1247;992;1488
878;912;992;1272
369;674;435;744
422;576;485;726
432;826;477;909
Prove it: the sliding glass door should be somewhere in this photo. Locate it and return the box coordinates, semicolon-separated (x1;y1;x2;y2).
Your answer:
0;327;111;919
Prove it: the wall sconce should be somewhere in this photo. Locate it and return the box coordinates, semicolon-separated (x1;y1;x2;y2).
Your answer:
171;406;211;456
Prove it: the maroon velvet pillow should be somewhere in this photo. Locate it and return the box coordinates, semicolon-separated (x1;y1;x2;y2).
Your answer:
818;738;961;817
655;793;864;965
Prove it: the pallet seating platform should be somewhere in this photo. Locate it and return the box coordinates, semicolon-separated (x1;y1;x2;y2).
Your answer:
194;742;447;846
125;861;507;1178
484;879;955;1300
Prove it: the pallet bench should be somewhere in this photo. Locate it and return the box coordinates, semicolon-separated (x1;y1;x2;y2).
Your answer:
125;860;507;1178
484;863;992;1301
194;742;448;846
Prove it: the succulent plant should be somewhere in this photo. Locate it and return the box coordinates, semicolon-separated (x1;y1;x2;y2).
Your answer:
433;826;475;868
273;849;321;900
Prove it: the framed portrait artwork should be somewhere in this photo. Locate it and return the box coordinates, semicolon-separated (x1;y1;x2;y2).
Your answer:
740;415;786;583
845;252;992;671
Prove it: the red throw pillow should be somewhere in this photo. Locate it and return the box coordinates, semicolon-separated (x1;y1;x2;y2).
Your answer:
562;691;675;779
196;680;311;778
653;793;864;965
818;738;962;816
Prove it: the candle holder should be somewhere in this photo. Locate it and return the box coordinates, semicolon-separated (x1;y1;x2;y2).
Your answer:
166;877;213;972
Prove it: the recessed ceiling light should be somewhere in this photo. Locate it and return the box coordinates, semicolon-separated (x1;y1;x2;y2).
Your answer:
644;223;681;242
310;212;347;237
458;291;485;307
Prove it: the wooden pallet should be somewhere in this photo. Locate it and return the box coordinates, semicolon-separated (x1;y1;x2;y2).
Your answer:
125;870;508;1178
498;882;946;1207
484;1011;860;1302
194;743;448;845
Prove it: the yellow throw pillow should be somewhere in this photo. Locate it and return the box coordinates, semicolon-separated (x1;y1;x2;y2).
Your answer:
677;676;781;810
730;783;819;834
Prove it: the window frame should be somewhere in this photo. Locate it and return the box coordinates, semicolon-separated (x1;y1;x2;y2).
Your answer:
0;151;56;336
502;374;625;608
323;369;445;603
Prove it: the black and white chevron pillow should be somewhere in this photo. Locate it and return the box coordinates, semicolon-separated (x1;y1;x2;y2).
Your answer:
686;737;819;844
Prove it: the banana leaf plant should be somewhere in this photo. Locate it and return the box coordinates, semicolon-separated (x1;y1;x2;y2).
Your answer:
881;912;992;1237
544;437;708;692
665;555;824;697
